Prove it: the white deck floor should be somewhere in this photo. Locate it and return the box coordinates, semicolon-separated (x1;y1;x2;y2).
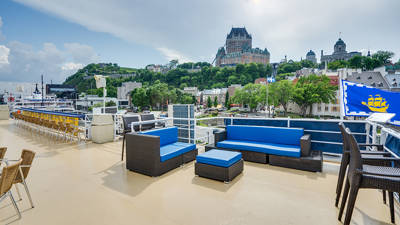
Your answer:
0;119;397;225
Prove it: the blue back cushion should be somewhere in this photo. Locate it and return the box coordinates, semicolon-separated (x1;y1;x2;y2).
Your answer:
141;127;178;146
226;125;303;146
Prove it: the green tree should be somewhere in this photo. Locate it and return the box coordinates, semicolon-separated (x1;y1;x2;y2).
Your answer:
179;94;194;104
348;55;363;69
270;80;294;116
277;61;302;74
225;92;230;108
131;87;149;110
213;96;218;107
292;74;336;117
372;51;394;65
328;60;349;70
362;57;381;70
148;80;169;110
276;73;292;81
300;60;316;68
105;101;116;107
232;83;266;112
207;96;212;108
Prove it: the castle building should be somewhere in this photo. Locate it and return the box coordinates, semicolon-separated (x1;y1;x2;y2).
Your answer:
306;50;317;63
215;27;270;67
320;38;361;64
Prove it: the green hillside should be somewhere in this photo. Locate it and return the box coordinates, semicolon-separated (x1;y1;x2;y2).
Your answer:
63;62;273;97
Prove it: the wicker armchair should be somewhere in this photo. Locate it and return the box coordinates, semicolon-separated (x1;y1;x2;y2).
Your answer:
338;128;400;225
0;160;22;219
335;123;396;207
121;115;140;161
0;147;6;161
14;149;36;208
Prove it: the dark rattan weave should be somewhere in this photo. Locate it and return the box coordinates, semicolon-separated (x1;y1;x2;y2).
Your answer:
126;132;197;177
195;159;243;182
338;127;400;225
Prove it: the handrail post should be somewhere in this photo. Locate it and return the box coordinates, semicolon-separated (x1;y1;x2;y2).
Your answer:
287;116;291;128
365;122;371;144
372;123;377;145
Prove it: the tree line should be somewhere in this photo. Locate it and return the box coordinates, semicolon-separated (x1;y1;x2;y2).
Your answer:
231;74;337;117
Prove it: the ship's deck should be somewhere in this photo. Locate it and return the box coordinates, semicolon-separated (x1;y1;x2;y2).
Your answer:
0;119;397;225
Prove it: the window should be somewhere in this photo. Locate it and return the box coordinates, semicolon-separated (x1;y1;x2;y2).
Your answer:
317;106;322;112
325;106;329;111
332;106;338;112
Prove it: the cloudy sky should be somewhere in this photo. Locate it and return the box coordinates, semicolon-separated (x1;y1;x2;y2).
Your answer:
0;0;399;83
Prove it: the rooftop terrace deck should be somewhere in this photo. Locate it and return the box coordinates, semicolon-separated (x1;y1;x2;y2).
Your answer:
0;119;397;225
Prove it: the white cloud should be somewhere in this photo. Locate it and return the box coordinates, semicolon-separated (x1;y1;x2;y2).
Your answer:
12;0;400;63
156;47;191;63
61;62;83;71
0;45;10;67
64;43;99;64
0;41;98;82
0;14;99;82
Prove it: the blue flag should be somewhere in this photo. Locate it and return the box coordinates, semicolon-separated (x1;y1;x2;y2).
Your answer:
341;80;400;124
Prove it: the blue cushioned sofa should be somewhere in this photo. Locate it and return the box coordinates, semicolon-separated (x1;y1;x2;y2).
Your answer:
208;125;322;172
126;126;198;176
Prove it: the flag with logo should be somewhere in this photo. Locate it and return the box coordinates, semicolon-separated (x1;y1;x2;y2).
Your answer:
341;80;400;124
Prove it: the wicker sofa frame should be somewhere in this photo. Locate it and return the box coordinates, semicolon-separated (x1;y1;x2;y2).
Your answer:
207;128;322;172
126;132;197;177
195;159;243;183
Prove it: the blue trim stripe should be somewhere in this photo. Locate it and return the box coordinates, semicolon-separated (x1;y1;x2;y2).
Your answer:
19;107;85;119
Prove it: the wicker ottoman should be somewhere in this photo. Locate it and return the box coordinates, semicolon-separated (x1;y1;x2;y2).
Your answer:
195;149;243;183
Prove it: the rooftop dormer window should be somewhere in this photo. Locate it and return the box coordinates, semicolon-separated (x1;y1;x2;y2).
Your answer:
371;83;376;87
356;76;361;80
368;76;372;79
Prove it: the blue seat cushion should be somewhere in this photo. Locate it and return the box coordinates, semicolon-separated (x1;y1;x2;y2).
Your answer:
226;125;303;146
140;127;178;146
160;142;196;162
196;149;242;167
217;140;301;158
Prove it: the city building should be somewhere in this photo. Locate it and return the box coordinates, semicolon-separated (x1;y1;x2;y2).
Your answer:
287;72;341;117
255;78;267;85
45;84;77;99
306;50;317;63
145;64;169;73
202;88;228;105
215;27;270;67
117;82;142;100
384;74;400;92
320;38;361;64
183;87;199;96
227;84;242;98
75;95;118;111
346;69;390;90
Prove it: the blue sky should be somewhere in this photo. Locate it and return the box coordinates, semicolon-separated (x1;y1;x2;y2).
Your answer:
0;0;164;67
0;0;399;83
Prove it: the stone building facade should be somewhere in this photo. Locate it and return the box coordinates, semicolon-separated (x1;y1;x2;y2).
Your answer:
320;38;361;64
215;28;270;67
306;50;317;63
